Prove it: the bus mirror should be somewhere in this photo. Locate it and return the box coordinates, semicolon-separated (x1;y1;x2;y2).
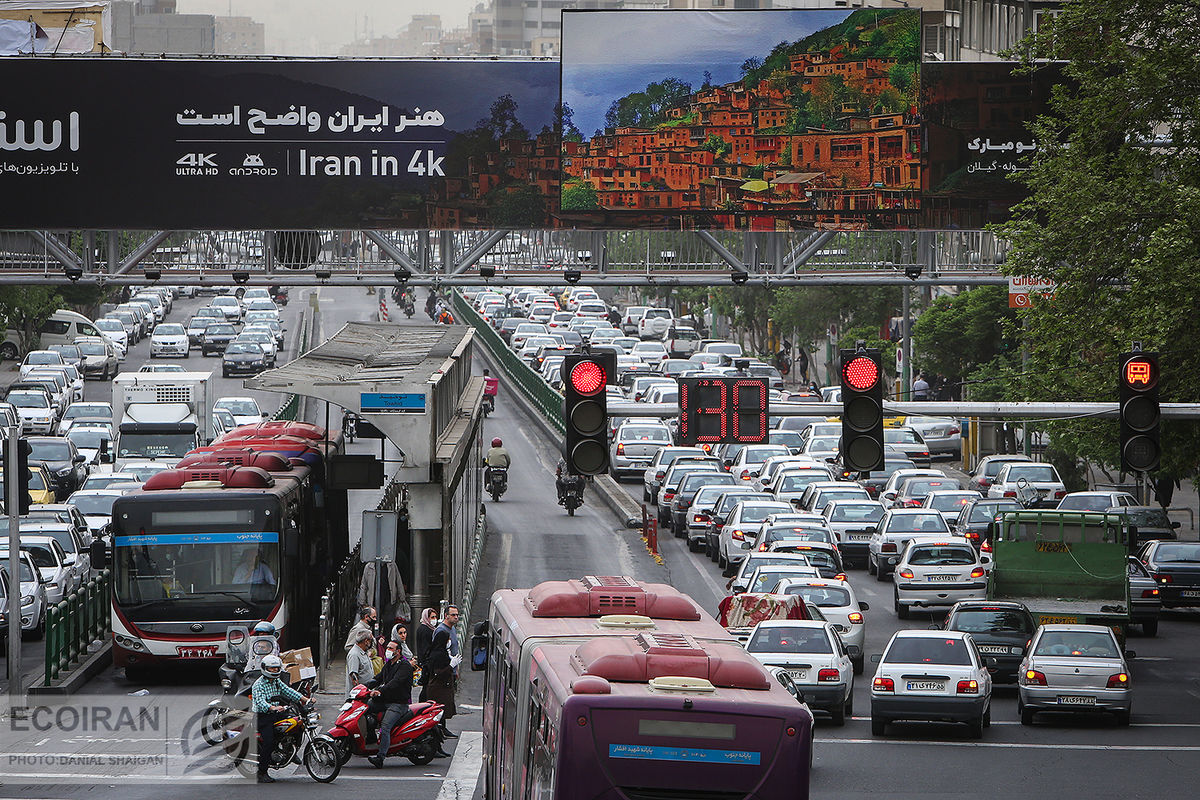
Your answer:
470;621;489;672
90;539;107;570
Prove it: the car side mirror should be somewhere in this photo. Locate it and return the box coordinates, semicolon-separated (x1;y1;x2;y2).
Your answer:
731;583;746;594
870;653;882;663
864;526;877;534
1124;650;1136;660
261;412;270;418
1172;521;1181;529
90;539;108;570
859;601;870;611
882;491;896;501
74;454;86;463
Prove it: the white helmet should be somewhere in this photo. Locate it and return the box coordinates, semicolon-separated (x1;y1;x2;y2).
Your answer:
261;654;283;677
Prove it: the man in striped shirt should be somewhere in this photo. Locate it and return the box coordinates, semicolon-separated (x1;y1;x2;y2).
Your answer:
251;654;309;783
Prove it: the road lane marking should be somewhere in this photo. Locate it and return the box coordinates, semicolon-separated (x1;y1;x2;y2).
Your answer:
435;731;483;800
844;717;1200;727
820;739;1200;751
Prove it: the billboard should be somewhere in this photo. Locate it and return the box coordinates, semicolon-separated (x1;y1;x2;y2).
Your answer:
560;8;923;230
0;58;559;229
919;61;1065;228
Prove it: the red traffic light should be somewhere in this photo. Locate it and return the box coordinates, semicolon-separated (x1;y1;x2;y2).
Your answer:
1122;356;1158;390
570;360;606;395
842;355;879;391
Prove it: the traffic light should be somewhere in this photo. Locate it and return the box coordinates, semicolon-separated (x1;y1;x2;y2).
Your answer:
1118;351;1159;472
562;353;614;475
3;436;33;515
840;348;884;473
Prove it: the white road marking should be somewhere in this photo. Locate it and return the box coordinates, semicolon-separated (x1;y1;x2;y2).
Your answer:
460;704;483;711
435;731;483;800
820;739;1200;751
844;716;1200;727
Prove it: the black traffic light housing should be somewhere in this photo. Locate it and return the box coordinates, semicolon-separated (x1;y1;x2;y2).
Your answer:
1118;351;1160;472
562;353;615;475
4;436;33;514
840;348;884;473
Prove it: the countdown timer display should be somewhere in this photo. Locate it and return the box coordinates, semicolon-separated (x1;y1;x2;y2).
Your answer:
677;377;770;445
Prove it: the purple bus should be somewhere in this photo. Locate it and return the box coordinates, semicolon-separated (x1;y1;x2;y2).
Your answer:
479;576;813;800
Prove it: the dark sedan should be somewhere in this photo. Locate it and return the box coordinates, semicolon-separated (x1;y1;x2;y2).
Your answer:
1138;540;1200;608
201;323;237;356
1107;506;1180;547
222;342;270;377
27;435;88;499
953;498;1023;547
942;600;1036;685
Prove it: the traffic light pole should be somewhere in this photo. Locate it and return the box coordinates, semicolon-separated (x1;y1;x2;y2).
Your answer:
6;426;22;697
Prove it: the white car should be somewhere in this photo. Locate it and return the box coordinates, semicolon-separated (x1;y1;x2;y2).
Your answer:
637;308;674;339
14;536;77;605
986;462;1067;507
868;509;953;580
214;396;266;427
150;323;190;359
94;318;129;356
66;489;125;539
720;499;793;576
1;551;47;639
19;350;65;380
745;620;855;725
209;295;243;323
821;499;887;568
773;577;869;674
728;552;815;594
630;340;669;364
921;490;984;526
8;389;57;434
871;629;993;738
66;424;114;466
892;537;988;618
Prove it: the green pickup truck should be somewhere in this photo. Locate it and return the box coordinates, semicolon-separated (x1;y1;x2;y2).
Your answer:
987;511;1131;636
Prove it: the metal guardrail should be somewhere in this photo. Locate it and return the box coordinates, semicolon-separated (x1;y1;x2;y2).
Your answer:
450;293;565;433
269;303;313;422
457;506;487;650
44;570;111;686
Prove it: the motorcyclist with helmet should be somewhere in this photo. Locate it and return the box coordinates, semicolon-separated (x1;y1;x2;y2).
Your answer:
485;437;510;487
251;654;310;783
555;457;585;505
365;638;437;768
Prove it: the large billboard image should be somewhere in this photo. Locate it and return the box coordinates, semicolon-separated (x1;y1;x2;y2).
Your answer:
560;8;922;230
0;59;560;229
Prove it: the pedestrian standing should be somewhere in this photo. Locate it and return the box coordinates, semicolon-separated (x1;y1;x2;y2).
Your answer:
346;630;376;696
389;621;415;661
344;605;378;652
912;372;930;400
795;348;809;383
414;607;437;700
424;606;462;738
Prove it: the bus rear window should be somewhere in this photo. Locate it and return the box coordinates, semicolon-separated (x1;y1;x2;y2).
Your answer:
638;720;736;741
151;509;256;526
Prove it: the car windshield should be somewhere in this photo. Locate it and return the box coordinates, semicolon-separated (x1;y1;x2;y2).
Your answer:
30;441;72;461
69;493;120;516
10;392;49;408
884;429;921;444
951;609;1034;634
218;399;259;416
968;502;1021;523
1057;495;1112;511
1033;631;1120;658
67;428;111;450
828;504;883;523
156;324;185;335
782;585;850;608
929;494;976;512
717;494;759;515
984;459;1026;477
0;557;36;582
225;343;259;354
904;479;951;496
749;569;812;593
747;626;831;655
1006;465;1059;481
766;526;831;544
208;325;235;335
908;546;976;566
739;505;787;524
26;352;62;365
114;540;280;607
886;514;948;534
884;636;973;666
97;320;122;331
1153;543;1200;563
778;473;829;493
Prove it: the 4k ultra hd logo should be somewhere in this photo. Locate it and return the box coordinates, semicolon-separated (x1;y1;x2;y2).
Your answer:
230;153;278;176
176;152;217;175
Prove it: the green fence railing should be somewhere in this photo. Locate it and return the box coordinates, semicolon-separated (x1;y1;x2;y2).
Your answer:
44;570;111;685
451;293;565;433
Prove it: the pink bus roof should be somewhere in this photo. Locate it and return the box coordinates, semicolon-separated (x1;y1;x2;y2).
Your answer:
525;576;702;620
572;633;770;690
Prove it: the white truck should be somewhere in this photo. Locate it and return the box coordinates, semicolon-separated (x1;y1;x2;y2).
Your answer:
111;371;213;473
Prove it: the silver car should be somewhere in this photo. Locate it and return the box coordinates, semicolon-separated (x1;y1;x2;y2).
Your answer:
1018;624;1133;726
609;423;673;480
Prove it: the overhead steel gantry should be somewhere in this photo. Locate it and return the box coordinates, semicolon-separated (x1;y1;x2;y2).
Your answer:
0;228;1011;287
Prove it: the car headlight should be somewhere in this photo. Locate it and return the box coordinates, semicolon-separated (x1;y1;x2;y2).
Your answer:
57;467;72;476
47;582;59;590
22;595;34;607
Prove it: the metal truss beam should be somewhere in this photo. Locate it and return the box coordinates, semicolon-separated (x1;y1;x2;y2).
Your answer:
449;230;511;275
363;230;422;273
24;231;82;272
780;230;838;274
114;231;173;275
696;230;745;271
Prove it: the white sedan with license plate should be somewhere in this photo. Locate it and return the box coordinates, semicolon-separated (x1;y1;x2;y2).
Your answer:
1017;624;1133;726
609;423;672;480
871;629;992;738
893;537;988;618
773;578;869;674
745;620;854;725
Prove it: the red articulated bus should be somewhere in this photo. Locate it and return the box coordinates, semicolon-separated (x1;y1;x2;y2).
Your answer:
479;576;814;800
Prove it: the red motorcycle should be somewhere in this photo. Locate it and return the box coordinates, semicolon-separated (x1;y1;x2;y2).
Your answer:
326;684;447;766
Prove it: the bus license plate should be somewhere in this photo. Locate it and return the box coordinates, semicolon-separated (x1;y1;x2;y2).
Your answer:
177;645;219;658
906;681;945;692
1180;590;1200;598
788;670;808;682
1057;695;1096;706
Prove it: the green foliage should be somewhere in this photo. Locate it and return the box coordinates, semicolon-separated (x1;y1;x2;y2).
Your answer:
746;165;765;180
604;78;693;130
997;0;1200;480
561;180;599;211
485;182;545;228
911;287;1018;382
837;325;897;381
0;286;61;354
700;134;731;159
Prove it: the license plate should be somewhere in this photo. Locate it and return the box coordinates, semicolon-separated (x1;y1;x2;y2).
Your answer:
906;681;945;692
1039;615;1078;625
177;645;219;659
1181;590;1200;598
848;533;872;540
1057;695;1096;706
976;645;1009;654
787;670;808;681
926;574;959;582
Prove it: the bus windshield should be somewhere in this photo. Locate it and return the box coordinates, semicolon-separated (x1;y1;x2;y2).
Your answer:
117;431;195;459
114;534;280;607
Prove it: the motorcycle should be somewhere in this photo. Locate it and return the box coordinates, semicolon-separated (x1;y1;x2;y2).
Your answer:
403;300;415;318
201;626;280;747
326;684;447;767
561;475;584;516
487;466;508;501
222;698;341;782
482;394;494;417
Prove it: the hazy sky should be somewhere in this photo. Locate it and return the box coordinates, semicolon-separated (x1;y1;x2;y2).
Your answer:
177;0;481;55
